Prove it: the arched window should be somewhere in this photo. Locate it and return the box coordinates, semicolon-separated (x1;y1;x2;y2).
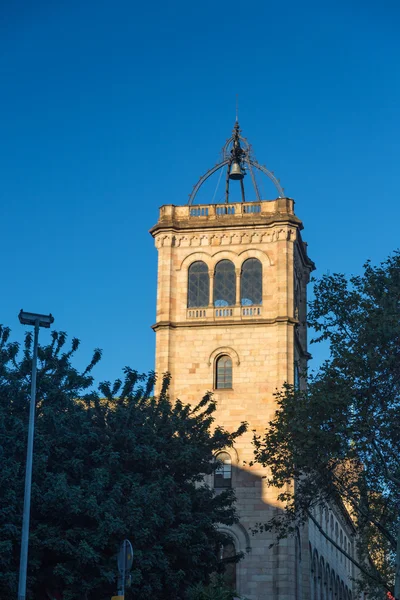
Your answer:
240;258;262;306
319;559;324;600
295;532;302;600
340;530;343;562
218;538;237;590
214;260;236;307
339;581;345;600
215;355;232;389
214;452;232;488
326;566;331;600
312;554;317;600
188;261;209;308
294;363;300;390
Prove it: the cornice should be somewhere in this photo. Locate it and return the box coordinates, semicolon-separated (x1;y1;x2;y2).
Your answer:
149;213;302;238
151;316;298;332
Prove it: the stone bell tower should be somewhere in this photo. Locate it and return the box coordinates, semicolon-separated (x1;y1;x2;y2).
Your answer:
150;122;315;600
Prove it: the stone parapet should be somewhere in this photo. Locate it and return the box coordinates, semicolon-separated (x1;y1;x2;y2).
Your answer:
149;199;303;235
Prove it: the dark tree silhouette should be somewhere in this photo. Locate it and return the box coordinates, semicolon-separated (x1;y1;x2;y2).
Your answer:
254;252;400;599
0;327;246;600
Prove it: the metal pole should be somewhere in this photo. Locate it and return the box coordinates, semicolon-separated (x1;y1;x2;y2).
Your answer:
118;540;126;598
17;320;40;600
122;540;126;598
394;518;400;599
240;178;246;203
246;159;261;202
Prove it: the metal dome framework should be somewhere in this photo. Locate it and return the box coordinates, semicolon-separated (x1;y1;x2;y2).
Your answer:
188;122;284;206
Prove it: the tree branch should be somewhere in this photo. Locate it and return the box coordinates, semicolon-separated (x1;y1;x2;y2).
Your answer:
371;437;400;488
329;472;397;548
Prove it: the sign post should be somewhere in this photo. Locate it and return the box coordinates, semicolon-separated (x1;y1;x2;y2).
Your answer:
117;539;133;599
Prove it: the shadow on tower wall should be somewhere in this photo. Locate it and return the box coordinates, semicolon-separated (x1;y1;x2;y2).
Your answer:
212;462;354;600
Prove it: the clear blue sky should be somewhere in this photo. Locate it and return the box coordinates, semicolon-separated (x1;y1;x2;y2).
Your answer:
1;0;399;385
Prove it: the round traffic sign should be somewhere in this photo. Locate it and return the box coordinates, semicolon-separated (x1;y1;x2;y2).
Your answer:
118;539;133;573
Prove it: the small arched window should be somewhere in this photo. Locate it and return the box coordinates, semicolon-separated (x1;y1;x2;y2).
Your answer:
214;260;236;307
215;355;232;389
188;261;209;308
240;258;262;306
214;452;232;488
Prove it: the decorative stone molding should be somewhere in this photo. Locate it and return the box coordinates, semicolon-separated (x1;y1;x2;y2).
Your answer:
177;251;213;271
155;234;174;248
178;248;272;271
237;247;272;266
217;522;251;553
215;445;240;463
208;346;240;366
155;227;297;249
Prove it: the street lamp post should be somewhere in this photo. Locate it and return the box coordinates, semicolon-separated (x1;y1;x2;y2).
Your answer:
17;310;54;600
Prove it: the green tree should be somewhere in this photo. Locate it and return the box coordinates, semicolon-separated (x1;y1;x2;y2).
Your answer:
253;252;400;599
186;576;241;600
0;327;246;600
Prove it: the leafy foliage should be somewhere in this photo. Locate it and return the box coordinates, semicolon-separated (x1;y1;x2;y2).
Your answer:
253;252;400;598
186;576;241;600
0;327;246;600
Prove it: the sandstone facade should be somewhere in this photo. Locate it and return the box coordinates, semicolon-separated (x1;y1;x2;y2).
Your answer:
150;199;356;600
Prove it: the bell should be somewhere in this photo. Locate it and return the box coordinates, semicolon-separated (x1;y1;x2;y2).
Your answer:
229;161;244;180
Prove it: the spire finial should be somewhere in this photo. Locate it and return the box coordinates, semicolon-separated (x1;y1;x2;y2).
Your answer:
233;95;240;139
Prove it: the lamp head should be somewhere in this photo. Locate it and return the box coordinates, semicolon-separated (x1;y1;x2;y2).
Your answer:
19;310;54;328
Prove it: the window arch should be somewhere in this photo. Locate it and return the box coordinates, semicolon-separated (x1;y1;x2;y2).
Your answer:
188;261;209;308
240;258;262;306
214;260;236;307
215;355;232;389
214;452;232;488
